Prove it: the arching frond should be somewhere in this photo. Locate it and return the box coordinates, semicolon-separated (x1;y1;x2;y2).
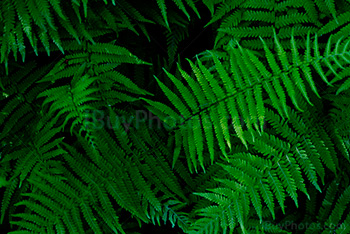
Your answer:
142;30;349;170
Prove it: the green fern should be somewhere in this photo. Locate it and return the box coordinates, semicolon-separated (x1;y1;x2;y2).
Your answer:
2;1;350;234
142;29;349;171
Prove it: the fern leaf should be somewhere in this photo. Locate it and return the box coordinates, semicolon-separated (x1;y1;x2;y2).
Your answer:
294;145;321;192
80;200;102;234
197;58;231;151
336;77;350;95
156;0;169;28
267;171;286;214
327;185;350;227
276;160;298;208
153;75;191;118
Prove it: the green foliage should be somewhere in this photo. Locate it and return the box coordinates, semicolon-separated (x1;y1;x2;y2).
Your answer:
1;0;350;233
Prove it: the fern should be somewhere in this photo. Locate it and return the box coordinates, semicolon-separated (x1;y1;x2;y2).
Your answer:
2;0;350;234
188;99;339;233
143;30;350;171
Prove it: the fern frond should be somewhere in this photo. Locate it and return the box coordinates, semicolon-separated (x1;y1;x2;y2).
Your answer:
3;1;350;234
210;0;322;50
143;30;350;171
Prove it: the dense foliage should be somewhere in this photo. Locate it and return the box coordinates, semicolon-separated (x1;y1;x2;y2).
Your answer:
1;0;350;233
